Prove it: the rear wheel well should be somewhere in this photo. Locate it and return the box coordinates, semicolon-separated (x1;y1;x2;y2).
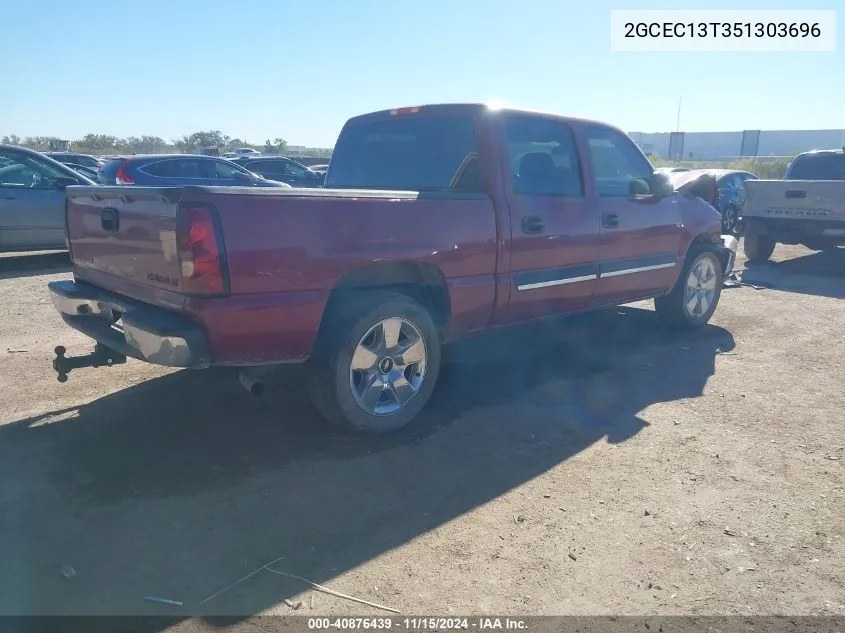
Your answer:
321;262;451;341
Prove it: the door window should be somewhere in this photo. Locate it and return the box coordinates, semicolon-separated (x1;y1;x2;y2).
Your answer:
283;160;308;176
504;115;583;197
208;159;253;180
0;150;69;189
246;160;284;179
140;160;178;177
585;126;653;197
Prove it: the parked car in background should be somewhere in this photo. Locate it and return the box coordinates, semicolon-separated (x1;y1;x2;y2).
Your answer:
64;163;101;181
230;148;262;158
667;169;757;234
44;152;104;170
742;148;845;262
230;156;325;187
97;154;292;188
655;166;690;175
0;144;96;252
49;103;737;435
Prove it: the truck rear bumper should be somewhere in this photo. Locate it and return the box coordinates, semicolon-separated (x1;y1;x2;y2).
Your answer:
744;216;845;245
48;280;212;369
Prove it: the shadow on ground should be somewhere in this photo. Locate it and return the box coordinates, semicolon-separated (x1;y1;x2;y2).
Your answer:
0;306;734;625
740;247;845;300
0;251;71;280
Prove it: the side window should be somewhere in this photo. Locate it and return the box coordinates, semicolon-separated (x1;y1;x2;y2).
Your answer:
585;126;653;197
504;115;583;196
172;159;204;178
0;151;68;189
284;160;308;176
141;160;177;177
209;160;249;179
248;160;278;176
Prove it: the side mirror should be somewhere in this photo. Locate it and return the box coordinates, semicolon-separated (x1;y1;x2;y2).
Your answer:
54;176;80;189
651;171;676;197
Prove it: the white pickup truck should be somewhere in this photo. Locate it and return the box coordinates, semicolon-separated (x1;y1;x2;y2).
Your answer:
741;148;845;262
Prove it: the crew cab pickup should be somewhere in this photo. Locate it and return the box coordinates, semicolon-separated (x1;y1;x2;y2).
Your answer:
49;104;737;434
741;148;845;262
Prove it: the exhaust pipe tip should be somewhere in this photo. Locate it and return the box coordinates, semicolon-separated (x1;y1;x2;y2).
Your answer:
239;371;265;397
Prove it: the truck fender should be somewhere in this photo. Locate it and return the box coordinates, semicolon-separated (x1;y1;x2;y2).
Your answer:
319;261;452;342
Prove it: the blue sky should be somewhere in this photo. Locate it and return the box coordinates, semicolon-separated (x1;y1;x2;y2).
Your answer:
1;0;841;147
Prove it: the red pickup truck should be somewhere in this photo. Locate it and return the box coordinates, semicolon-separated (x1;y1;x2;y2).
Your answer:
49;104;737;434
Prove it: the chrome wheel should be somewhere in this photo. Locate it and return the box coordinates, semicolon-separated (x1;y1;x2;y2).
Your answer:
349;317;428;416
684;256;718;319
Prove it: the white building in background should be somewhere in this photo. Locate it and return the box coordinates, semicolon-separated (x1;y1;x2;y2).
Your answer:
628;129;845;161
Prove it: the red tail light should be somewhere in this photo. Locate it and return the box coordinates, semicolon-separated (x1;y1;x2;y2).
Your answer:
176;204;228;296
115;162;135;185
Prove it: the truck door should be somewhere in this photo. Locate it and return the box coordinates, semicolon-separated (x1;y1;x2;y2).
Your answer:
500;113;602;324
584;124;684;305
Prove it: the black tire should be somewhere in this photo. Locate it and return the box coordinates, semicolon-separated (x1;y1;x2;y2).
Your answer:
306;291;441;435
743;222;776;263
654;247;723;331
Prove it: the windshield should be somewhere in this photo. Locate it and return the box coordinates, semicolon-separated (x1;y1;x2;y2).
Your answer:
785;153;845;180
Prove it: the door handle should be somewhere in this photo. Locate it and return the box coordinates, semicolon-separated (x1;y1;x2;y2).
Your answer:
521;215;544;234
602;212;620;229
101;207;119;232
0;195;16;200
784;190;806;199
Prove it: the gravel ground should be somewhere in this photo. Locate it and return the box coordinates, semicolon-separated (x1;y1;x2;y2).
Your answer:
0;244;843;623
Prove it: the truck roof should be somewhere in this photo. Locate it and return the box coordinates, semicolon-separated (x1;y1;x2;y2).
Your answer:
345;103;627;134
794;147;845;157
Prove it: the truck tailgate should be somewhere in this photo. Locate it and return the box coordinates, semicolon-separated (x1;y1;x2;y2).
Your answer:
743;179;845;223
66;187;186;310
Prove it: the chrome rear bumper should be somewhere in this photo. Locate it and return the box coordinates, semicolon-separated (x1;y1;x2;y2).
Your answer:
49;280;211;368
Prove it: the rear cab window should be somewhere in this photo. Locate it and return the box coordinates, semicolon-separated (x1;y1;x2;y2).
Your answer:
325;113;484;193
785;152;845;180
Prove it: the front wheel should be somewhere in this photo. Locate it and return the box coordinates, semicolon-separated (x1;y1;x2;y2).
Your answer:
306;291;441;434
655;248;723;330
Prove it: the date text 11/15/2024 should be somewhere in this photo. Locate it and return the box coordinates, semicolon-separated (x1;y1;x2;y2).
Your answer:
307;617;528;630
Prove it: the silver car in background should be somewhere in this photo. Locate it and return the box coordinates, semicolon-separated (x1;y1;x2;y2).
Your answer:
0;145;96;252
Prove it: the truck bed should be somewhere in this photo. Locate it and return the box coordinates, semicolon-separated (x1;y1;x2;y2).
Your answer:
65;185;499;364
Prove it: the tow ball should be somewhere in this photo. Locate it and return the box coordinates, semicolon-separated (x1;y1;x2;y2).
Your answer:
52;344;127;383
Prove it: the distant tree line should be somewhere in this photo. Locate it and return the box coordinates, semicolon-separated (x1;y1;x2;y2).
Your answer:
0;131;333;158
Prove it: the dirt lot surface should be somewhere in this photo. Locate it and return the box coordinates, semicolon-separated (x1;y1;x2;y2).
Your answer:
1;245;843;623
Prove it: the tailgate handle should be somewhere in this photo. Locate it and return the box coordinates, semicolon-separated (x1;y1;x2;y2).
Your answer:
785;190;806;199
101;207;119;232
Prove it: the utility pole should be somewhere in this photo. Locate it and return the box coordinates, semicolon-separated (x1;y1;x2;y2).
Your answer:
676;96;682;134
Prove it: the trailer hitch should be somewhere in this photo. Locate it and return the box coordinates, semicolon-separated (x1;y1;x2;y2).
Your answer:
52;344;127;383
